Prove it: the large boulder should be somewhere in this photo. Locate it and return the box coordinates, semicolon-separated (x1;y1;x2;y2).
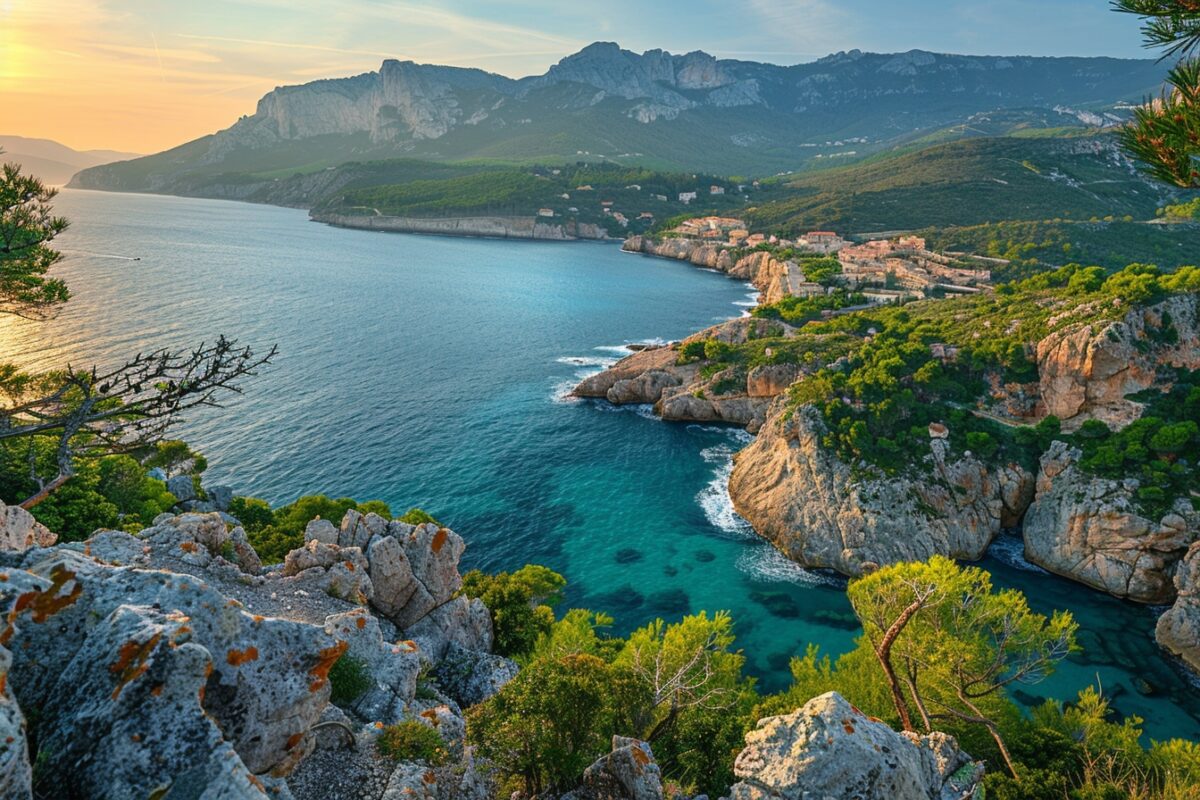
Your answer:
1024;442;1198;603
1156;541;1200;672
728;692;984;800
0;549;343;777
323;608;421;725
729;404;1033;577
576;736;664;800
432;643;519;707
167;473;198;503
0;501;56;552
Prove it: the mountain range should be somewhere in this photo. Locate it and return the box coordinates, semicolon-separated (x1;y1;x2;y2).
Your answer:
70;42;1169;193
0;136;140;185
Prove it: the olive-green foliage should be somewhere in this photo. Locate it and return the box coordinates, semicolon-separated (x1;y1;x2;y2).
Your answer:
143;439;207;477
376;720;449;766
328;654;372;706
460;565;565;658
1161;197;1200;220
468;653;640;796
752;289;866;326
0;440;175;540
239;494;395;565
397;507;439;525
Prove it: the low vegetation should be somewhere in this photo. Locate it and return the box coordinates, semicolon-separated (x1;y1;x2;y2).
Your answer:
376;720;449;766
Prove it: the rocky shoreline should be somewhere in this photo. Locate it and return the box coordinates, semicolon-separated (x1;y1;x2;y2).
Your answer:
576;252;1200;675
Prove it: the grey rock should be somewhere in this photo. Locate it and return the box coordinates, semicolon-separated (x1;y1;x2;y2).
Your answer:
208;485;235;512
0;501;56;553
406;596;493;661
146;467;168;482
0;646;32;800
432;643;519;707
167;474;197;503
727;692;983;800
1156;541;1200;672
578;736;664;800
324;608;421;725
304;518;339;546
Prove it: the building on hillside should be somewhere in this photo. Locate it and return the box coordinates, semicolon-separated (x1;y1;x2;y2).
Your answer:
746;233;767;247
625;184;642;191
639;212;655;220
612;212;629;227
838;236;992;295
710;185;725;195
577;185;594;191
679;191;699;204
729;229;750;245
799;231;848;254
654;194;668;202
601;200;614;208
537;208;555;218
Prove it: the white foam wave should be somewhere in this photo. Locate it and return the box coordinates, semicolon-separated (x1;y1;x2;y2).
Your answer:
551;378;582;404
987;534;1047;574
556;355;619;368
593;402;658;419
594;345;634;355
697;444;755;536
736;546;840;587
733;300;758;308
686;424;754;446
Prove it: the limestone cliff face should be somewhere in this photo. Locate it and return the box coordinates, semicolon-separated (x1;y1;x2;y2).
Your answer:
1156;541;1200;672
727;404;1034;577
573;318;800;431
623;236;793;303
312;212;612;241
1023;441;1198;603
1037;295;1200;430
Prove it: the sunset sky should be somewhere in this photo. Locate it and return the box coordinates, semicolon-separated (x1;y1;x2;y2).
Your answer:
3;0;1150;154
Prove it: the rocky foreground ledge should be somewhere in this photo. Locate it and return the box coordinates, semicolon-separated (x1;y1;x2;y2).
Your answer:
0;499;989;799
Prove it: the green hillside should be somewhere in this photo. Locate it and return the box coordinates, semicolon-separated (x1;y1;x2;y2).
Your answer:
744;135;1195;236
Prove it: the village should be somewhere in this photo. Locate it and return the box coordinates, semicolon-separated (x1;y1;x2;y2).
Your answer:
665;215;999;303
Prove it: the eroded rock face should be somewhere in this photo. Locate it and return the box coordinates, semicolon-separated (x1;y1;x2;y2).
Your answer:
0;646;31;800
1156;542;1200;671
728;692;984;800
432;643;519;708
324;608;421;725
729;404;1033;577
1024;442;1198;603
0;501;56;553
622;237;794;304
1037;295;1200;430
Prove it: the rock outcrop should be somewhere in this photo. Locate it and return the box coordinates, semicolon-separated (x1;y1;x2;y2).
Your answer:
728;404;1034;577
313;212;613;241
0;500;56;552
728;692;984;800
574;318;803;432
1037;295;1200;430
569;736;664;800
1156;542;1200;672
0;505;501;799
1023;442;1198;603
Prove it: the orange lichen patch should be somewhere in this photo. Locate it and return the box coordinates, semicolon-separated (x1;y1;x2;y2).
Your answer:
109;633;162;700
374;721;384;729
419;709;439;725
247;775;265;791
632;745;651;767
0;573;8;582
252;615;265;624
285;732;304;750
0;674;7;695
165;611;190;623
225;599;243;608
151;684;164;697
308;641;348;692
423;771;436;785
226;647;259;666
431;529;448;554
199;662;214;704
355;617;367;629
343;561;356;572
179;541;198;553
131;733;142;742
842;720;856;734
9;566;84;638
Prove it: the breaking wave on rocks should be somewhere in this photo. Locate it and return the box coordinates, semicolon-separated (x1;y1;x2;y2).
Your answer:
556;355;619;368
736;545;843;587
697;440;755;537
986;533;1048;574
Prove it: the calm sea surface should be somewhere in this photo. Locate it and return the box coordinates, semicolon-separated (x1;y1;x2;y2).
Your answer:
2;189;1196;739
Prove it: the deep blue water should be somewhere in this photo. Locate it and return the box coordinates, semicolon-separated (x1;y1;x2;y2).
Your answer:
2;189;1197;740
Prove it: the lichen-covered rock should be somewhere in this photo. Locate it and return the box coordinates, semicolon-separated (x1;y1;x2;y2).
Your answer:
1156;541;1200;671
36;604;273;799
0;646;32;800
432;642;518;707
365;534;419;618
0;550;343;776
304;518;339;546
0;501;56;553
1037;295;1200;430
729;404;1033;577
283;540;374;604
1024;441;1198;603
324;608;421;725
728;692;983;800
339;510;388;551
406;596;493;661
577;736;664;800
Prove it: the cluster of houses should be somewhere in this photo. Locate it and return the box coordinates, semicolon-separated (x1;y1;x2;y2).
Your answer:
837;236;993;297
663;216;997;306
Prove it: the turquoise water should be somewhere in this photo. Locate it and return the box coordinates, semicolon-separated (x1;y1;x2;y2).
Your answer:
2;189;1197;740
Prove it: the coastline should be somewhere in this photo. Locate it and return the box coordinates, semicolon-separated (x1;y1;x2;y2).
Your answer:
310;211;619;242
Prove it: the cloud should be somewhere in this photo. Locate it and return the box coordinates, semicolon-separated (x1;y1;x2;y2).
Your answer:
743;0;853;51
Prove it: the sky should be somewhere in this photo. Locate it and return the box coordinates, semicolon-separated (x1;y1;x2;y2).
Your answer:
1;0;1152;154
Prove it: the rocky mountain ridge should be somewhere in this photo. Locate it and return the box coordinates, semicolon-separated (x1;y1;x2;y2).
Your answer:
69;43;1168;190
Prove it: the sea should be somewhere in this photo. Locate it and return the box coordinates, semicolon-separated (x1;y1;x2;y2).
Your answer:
2;188;1196;740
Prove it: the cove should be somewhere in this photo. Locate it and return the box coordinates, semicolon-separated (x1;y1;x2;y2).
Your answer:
1;189;1196;741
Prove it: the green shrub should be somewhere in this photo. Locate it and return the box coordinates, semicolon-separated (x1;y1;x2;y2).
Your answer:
376;720;449;765
398;507;438;525
461;565;565;658
329;654;373;706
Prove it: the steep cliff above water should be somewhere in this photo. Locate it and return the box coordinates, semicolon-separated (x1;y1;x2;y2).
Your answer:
623;235;795;304
311;212;613;241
